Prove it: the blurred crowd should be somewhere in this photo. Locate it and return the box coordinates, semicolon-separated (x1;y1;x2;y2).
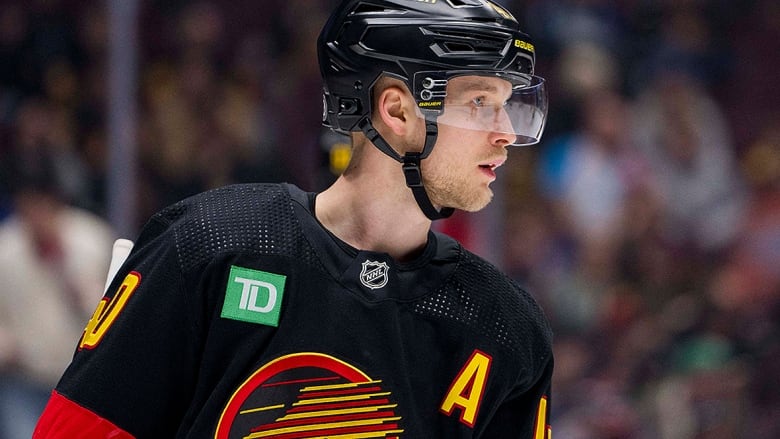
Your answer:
0;0;778;438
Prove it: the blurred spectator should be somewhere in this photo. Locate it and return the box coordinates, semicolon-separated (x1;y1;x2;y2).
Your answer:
707;119;780;438
523;0;628;58
631;70;747;258
654;334;749;439
515;2;775;437
135;1;294;223
266;0;333;189
710;118;780;313
540;89;648;252
535;88;655;331
521;0;629;137
627;0;734;93
9;97;93;212
717;0;780;152
0;150;114;439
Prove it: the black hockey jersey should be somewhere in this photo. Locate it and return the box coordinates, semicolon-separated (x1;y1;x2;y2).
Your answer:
34;183;553;438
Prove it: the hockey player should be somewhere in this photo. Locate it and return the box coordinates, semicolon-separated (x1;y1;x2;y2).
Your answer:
34;0;552;437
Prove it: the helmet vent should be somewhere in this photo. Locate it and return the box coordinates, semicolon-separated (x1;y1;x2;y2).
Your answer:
351;3;405;15
446;0;485;6
443;42;475;52
423;26;508;55
325;46;351;73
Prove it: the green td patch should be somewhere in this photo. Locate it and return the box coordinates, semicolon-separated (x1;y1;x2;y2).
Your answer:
221;265;286;327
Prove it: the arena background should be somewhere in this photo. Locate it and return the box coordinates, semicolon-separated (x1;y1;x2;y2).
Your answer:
0;0;778;437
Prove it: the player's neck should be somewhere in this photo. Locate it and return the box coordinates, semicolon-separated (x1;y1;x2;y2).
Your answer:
315;160;432;262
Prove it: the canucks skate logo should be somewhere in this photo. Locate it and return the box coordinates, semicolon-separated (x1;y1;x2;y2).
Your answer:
360;260;389;289
215;353;404;438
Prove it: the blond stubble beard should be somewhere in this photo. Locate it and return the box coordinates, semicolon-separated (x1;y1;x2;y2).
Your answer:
421;162;494;212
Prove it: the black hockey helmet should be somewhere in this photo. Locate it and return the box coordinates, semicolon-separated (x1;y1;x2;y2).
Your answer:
318;0;548;219
318;0;546;143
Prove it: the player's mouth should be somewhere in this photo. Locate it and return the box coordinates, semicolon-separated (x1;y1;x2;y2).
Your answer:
478;158;506;180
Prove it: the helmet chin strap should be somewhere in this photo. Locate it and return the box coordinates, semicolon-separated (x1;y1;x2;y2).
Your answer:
358;117;454;220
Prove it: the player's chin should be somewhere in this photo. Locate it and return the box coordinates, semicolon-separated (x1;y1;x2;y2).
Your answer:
451;189;494;213
464;197;493;212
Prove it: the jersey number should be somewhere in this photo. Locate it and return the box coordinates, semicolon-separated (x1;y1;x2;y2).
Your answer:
78;272;141;350
534;396;551;439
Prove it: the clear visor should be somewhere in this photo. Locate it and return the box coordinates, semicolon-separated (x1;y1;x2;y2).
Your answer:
414;72;548;146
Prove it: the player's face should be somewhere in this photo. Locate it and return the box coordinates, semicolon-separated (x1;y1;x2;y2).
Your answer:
421;76;516;212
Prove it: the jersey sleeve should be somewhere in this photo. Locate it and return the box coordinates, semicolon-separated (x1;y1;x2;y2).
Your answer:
34;215;203;437
33;390;134;439
482;355;553;439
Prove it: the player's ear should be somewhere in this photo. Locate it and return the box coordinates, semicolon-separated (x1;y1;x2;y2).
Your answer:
374;82;420;138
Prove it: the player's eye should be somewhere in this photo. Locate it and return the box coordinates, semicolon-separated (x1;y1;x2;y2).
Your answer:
471;97;486;107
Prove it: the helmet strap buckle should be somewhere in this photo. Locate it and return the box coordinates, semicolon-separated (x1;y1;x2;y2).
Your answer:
359;117;453;221
402;153;454;220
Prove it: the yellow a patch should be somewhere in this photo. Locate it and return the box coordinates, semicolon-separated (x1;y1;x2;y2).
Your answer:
440;350;492;427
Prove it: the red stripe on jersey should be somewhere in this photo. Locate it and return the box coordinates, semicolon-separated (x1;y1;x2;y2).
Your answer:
33;390;134;439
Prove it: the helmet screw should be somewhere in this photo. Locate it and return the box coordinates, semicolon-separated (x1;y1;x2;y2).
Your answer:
354;81;363;91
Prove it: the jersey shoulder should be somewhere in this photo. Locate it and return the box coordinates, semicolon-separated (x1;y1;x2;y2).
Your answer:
415;239;552;365
141;183;323;273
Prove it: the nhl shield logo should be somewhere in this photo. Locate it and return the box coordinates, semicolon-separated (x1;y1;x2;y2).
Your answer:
360;260;389;289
